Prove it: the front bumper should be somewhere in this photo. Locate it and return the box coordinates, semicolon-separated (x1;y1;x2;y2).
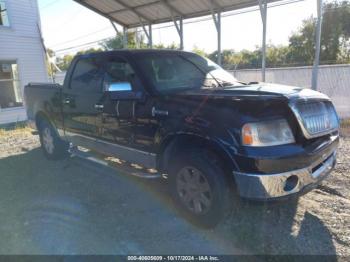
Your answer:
233;150;336;200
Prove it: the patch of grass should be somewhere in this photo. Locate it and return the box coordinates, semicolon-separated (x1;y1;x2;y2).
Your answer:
340;118;350;137
0;122;33;137
341;118;350;126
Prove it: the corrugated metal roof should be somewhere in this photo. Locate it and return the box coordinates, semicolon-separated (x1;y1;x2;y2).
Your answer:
74;0;278;28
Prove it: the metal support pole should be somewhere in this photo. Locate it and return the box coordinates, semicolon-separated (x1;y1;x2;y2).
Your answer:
217;11;221;66
312;0;323;90
173;16;184;50
123;27;128;49
212;11;222;65
140;21;152;48
148;24;153;48
179;17;184;50
259;0;267;82
136;28;140;48
110;20;119;35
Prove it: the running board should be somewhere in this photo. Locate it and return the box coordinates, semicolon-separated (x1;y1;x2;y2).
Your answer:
69;146;163;180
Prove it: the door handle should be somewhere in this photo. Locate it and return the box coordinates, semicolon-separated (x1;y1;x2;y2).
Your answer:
152;106;168;117
94;103;104;110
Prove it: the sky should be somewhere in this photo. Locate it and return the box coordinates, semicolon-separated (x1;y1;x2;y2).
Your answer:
38;0;318;57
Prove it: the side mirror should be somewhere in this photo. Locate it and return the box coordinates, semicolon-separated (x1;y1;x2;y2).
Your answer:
104;82;144;101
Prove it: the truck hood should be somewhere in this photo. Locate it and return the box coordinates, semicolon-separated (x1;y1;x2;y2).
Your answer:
178;83;329;101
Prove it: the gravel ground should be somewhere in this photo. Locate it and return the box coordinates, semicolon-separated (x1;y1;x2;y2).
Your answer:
0;128;349;256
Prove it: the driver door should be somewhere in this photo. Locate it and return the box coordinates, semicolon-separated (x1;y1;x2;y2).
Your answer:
99;57;157;168
99;57;139;146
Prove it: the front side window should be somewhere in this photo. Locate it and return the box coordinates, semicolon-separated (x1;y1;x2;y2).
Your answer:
103;59;136;91
135;53;241;93
104;60;135;83
0;61;22;109
70;58;104;93
0;0;10;27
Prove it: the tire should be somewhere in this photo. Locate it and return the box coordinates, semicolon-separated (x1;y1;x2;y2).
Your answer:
168;148;234;228
38;119;69;160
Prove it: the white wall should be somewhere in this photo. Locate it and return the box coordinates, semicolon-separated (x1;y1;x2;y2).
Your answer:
0;0;48;125
230;64;350;119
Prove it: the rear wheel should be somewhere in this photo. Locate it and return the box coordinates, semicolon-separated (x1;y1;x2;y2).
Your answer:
169;149;234;228
38;120;69;160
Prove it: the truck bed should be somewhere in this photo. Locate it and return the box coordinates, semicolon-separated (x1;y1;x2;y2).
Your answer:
24;83;62;121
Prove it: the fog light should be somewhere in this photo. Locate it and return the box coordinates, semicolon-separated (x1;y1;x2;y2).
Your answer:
284;175;299;192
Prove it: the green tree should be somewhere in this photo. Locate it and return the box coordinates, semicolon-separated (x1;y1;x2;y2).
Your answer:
266;45;290;67
101;30;147;50
191;45;207;57
46;48;57;75
235;49;263;69
56;54;74;71
287;18;316;65
56;48;102;71
153;42;179;49
287;1;350;65
76;47;103;55
322;0;350;63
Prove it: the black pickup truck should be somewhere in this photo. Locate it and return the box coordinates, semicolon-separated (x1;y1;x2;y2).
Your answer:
25;50;339;227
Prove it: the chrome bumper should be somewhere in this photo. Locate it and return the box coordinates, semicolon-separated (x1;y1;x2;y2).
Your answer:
233;151;336;200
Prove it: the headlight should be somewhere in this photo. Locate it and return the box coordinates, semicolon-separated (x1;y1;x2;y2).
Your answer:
242;119;295;146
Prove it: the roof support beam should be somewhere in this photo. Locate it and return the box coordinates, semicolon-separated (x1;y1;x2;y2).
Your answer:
173;17;184;50
112;0;151;24
123;27;128;48
148;24;153;48
162;0;184;50
171;10;184;50
210;0;222;65
109;0;184;17
141;21;153;48
110;20;119;34
258;0;267;82
75;0;127;28
211;11;222;65
312;0;323;90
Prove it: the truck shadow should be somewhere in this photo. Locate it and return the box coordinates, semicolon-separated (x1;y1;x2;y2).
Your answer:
0;148;337;256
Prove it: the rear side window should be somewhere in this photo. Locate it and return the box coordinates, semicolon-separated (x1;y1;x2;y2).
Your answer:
104;60;135;83
103;58;141;91
70;58;104;93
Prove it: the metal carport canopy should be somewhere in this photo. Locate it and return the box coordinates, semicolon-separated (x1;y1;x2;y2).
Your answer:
73;0;323;90
74;0;277;28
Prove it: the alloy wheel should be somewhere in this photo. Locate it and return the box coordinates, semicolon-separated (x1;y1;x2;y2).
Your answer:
176;166;213;214
42;127;54;154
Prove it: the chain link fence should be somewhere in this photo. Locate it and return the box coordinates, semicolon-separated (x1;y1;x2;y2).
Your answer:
230;64;350;137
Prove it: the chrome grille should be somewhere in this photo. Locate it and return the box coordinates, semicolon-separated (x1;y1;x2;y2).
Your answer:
291;100;339;138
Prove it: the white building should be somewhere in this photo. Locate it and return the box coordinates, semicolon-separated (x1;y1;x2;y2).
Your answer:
0;0;48;125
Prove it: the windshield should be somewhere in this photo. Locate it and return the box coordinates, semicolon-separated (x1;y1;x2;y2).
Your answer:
135;53;242;93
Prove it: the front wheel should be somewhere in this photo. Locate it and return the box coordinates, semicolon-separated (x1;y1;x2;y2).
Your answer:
38;120;69;160
169;149;234;228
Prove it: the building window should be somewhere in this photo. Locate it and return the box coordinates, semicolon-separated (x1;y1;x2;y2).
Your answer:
0;0;10;27
0;61;23;109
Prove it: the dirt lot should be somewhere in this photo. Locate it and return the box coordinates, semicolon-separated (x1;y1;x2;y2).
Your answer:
0;128;349;256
